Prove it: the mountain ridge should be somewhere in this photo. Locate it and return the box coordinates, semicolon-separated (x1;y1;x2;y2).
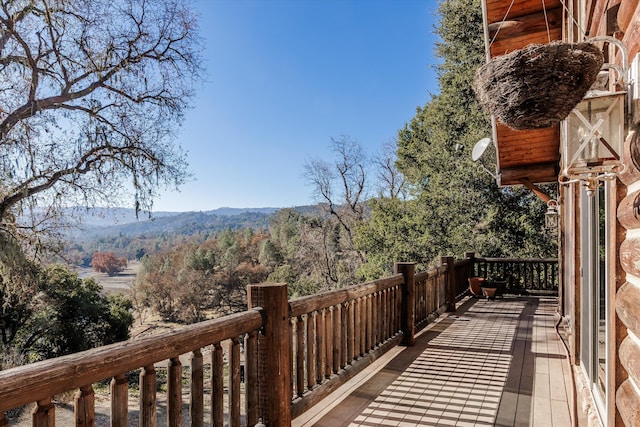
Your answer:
71;205;320;241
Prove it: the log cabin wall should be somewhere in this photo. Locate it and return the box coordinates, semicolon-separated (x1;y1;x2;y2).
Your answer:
559;1;640;425
616;131;640;427
611;1;640;426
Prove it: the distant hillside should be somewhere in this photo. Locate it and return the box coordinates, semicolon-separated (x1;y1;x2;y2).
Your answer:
68;207;179;228
70;206;281;229
80;210;271;239
71;206;322;241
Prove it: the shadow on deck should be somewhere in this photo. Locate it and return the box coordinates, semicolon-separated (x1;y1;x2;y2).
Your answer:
294;296;575;427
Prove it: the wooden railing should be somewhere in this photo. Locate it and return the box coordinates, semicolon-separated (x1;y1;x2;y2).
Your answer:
285;274;404;419
469;254;559;293
0;255;556;427
0;310;265;427
414;264;448;332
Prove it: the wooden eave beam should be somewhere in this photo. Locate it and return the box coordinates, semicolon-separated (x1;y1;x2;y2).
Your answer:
520;178;553;203
497;161;560;187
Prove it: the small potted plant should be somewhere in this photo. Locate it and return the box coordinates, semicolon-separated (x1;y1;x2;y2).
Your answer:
482;276;509;299
480;279;498;299
481;276;508;299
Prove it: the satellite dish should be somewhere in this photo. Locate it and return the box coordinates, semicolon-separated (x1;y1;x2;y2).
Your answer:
472;138;491;161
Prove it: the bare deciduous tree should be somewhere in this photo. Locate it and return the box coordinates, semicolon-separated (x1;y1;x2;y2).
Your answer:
303;135;369;269
373;140;406;200
304;136;368;225
0;0;202;248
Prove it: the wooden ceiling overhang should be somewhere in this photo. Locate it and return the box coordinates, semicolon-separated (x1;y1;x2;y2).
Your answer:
480;0;564;187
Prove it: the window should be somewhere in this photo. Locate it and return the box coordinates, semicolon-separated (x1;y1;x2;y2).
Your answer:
579;183;609;423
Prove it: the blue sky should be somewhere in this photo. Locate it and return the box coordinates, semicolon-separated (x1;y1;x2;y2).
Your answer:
152;0;441;212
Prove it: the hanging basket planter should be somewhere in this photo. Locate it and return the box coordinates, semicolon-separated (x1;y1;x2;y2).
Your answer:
473;42;604;130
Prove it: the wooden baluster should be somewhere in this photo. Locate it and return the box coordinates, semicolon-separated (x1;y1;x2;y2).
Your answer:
362;296;368;352
191;349;204;427
369;295;375;350
296;315;305;397
324;307;332;378
315;309;324;384
432;276;436;313
167;357;182;427
381;290;386;340
423;278;427;319
379;291;385;341
75;384;95;427
347;301;355;362
390;288;396;338
290;319;295;398
386;290;391;336
211;343;224;427
374;291;380;343
332;305;340;374
229;338;241;427
390;288;395;335
364;296;370;351
306;312;316;391
32;398;55;427
420;280;428;320
387;288;393;338
395;285;401;332
547;262;552;289
414;282;419;323
372;291;379;346
110;374;128;427
356;297;367;357
422;278;427;315
340;303;348;369
245;331;258;426
139;365;157;427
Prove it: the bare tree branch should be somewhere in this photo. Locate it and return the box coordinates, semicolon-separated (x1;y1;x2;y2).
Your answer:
0;0;202;251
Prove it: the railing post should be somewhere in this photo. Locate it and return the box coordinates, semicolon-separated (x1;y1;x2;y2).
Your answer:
465;252;476;279
395;262;415;346
247;283;292;427
442;256;456;312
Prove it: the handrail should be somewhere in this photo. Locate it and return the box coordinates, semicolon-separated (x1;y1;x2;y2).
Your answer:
475;257;557;263
289;274;403;316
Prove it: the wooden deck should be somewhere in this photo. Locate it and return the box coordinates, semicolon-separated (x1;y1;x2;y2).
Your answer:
293;296;580;427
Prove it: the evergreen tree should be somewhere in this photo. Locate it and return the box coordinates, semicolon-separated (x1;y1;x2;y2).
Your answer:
357;0;557;276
